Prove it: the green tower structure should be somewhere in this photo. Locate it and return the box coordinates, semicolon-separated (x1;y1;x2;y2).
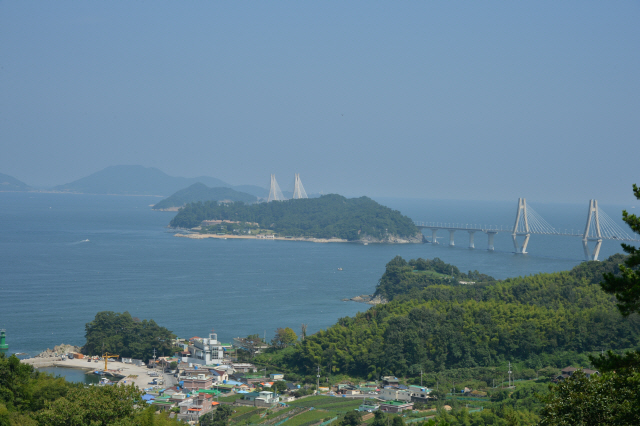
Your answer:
0;329;9;352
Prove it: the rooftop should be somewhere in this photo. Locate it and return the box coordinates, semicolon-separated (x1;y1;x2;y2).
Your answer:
381;400;412;406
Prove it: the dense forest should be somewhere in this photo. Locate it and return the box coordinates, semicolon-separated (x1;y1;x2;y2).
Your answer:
152;182;257;209
169;194;420;241
375;256;496;300
272;254;637;379
81;311;176;362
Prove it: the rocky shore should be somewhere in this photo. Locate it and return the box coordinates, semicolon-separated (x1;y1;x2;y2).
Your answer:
342;294;387;305
358;231;424;244
34;344;82;358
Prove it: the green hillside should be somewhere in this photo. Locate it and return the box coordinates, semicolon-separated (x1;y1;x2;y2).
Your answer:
272;254;636;378
152;183;257;209
169;194;421;241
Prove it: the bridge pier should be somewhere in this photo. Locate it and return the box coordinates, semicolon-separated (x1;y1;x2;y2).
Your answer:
468;231;475;249
448;230;455;246
583;239;602;261
486;231;496;251
430;228;439;244
512;233;530;254
583;200;602;261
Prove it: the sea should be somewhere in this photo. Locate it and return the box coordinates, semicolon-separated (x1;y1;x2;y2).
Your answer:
0;192;635;361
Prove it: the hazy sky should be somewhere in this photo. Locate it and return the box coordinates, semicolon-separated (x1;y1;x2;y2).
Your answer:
2;1;638;203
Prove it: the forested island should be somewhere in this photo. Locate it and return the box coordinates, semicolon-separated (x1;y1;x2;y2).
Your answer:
152;183;257;210
170;194;422;243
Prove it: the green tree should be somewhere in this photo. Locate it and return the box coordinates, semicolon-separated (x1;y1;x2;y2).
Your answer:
538;366;558;381
34;383;143;426
391;415;405;426
600;184;640;316
82;311;175;362
200;404;233;426
538;371;640;425
371;410;386;426
340;410;362;426
271;328;297;349
271;381;287;394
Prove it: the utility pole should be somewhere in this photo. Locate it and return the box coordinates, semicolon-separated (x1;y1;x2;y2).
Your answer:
420;369;423;387
153;348;157;371
316;365;320;395
508;362;512;388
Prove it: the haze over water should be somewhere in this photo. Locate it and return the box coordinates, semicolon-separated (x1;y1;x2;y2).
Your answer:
0;192;631;356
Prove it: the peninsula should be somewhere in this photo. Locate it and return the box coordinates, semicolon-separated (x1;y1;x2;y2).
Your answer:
169;194;423;243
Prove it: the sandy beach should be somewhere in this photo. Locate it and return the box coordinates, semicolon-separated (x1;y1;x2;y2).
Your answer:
174;233;349;243
22;357;176;390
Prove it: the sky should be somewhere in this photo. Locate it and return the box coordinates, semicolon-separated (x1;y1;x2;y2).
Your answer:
1;1;639;204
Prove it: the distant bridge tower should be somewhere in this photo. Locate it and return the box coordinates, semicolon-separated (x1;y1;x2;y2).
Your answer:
512;198;531;254
268;174;285;202
583;199;602;261
292;173;308;199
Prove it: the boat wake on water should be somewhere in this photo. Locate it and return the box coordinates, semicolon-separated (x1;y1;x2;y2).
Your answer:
68;239;90;245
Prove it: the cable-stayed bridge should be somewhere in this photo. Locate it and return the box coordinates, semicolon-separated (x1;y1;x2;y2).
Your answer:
414;198;639;261
267;173;308;202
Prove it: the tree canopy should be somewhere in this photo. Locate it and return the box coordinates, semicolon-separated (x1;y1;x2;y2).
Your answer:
600;183;640;316
271;255;637;379
272;328;298;349
81;311;175;362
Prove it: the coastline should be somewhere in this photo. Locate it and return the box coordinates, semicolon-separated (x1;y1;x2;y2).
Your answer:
174;232;424;244
174;233;349;243
22;357;168;389
342;294;388;305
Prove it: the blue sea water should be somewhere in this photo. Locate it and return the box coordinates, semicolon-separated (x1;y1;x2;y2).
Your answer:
36;366;102;384
0;192;633;357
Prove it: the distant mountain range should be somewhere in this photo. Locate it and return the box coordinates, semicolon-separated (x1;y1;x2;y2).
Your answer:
51;165;269;198
0;166;323;199
152;183;257;210
0;173;32;191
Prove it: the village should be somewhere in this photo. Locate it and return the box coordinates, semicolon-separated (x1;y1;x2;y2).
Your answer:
21;329;599;425
111;330;434;423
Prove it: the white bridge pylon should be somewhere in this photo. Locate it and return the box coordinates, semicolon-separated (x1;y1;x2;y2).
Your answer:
415;198;639;261
267;174;285;202
292;173;308;199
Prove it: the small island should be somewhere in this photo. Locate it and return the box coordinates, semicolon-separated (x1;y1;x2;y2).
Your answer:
170;194;423;243
152;183;257;210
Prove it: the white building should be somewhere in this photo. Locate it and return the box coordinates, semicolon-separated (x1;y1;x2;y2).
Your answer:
379;387;412;402
189;331;224;365
256;391;280;404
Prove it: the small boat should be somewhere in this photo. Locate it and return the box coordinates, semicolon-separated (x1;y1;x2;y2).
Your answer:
337;268;343;271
